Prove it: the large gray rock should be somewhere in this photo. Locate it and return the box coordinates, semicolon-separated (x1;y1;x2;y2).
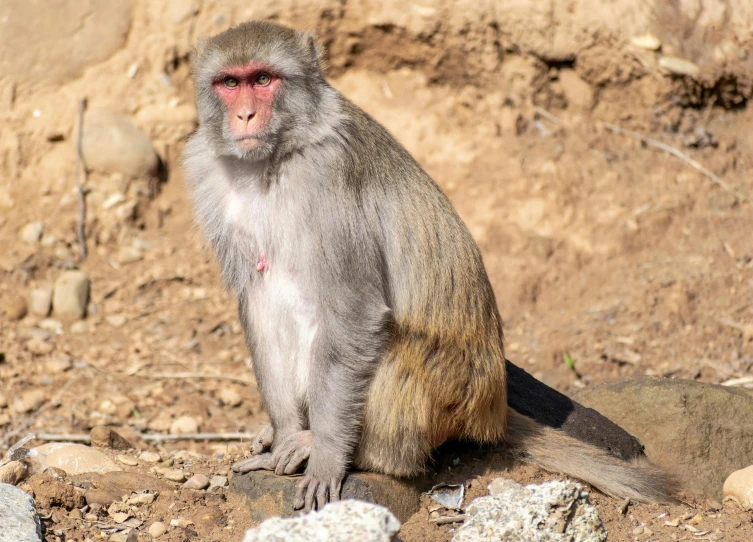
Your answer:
82;109;159;178
242;500;400;542
573;377;753;499
453;479;606;542
0;483;43;542
0;0;132;89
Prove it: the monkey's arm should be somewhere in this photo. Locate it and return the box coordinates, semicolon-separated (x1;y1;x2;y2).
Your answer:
295;282;392;512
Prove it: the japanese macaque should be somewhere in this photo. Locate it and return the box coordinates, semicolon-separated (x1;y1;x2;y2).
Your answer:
183;21;676;512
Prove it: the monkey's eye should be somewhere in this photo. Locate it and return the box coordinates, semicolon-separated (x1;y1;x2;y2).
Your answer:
255;73;272;86
223;77;239;88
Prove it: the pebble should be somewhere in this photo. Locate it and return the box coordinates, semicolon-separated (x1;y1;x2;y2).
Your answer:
4;295;28;321
29;287;53;317
14;389;47;414
53;271;90;320
170;416;199;435
659;56;700;76
38;318;63;332
45;358;72;374
183;474;210;490
218;387;242;407
631;34;662;51
160;469;186;482
26;328;51;342
117;455;138;467
106;314;129;328
68;509;83;519
128;493;156;505
633;525;644;535
90;426;134;450
723;465;753;509
149;522;168;538
20;221;43;243
139;451;161;463
209;475;228;489
170;518;193;528
116;246;143;265
26;339;53;356
69;321;89;334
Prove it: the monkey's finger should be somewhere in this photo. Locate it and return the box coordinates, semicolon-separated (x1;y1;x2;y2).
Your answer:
283;448;310;475
232;453;274;473
316;482;329;510
293;480;307;510
329;478;342;502
304;478;318;512
251;425;274;455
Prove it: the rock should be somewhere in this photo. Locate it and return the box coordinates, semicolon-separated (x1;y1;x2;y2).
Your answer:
90;426;134;451
0;482;43;542
13;389;47;414
0;392;7;408
24;473;85;509
45;358;72;374
218;387;242;407
183;474;210;490
29;287;53;317
52;271;90;320
230;470;425;523
573;377;753;498
723;465;753;509
25;339;53;356
33;443;121;475
116;246;143;265
78;471;168;506
20;222;43;243
38;318;63;332
558;69;593;110
243;500;400;542
209;475;228;489
659;56;700;76
454;479;606;542
117;455;138;467
82;109;158;178
69;321;89;335
4;295;28;321
170;416;199;435
162;469;186;483
0;461;28;485
106;314;129;328
631;34;662;51
138;451;160;463
149;521;168;538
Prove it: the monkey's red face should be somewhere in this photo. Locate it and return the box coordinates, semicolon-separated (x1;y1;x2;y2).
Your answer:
213;63;280;151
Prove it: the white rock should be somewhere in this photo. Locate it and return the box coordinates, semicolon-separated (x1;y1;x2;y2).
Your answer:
82;109;158;178
161;469;186;482
631;34;661;51
13;389;47;414
117;454;138;467
20;222;43;244
723;465;753;509
45;358;72;374
218;387;242;407
0;483;43;542
69;321;89;335
149;521;168;538
243;500;400;542
139;451;161;463
183;473;210;490
52;271;90;320
32;443;121;475
453;479;606;542
116;246;143;265
29;288;53;317
209;475;228;489
659;56;700;76
106;314;129;328
170;416;199;435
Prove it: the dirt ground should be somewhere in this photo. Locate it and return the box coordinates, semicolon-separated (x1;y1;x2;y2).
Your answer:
2;1;753;541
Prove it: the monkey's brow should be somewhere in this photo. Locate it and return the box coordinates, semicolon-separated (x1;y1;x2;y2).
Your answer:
214;62;277;81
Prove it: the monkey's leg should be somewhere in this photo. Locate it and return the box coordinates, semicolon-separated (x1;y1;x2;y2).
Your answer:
293;297;392;512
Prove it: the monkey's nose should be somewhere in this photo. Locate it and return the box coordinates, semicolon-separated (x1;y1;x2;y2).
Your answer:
236;109;256;123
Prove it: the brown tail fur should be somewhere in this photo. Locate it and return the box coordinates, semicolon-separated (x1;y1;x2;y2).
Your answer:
505;408;679;503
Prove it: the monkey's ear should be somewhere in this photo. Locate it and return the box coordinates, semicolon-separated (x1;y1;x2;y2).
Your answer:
301;32;327;75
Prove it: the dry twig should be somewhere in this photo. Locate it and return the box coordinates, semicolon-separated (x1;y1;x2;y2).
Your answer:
143;372;255;385
603;122;744;201
429;515;467;525
75;98;89;262
35;432;257;443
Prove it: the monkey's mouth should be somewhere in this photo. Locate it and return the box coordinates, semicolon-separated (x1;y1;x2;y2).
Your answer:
233;136;263;150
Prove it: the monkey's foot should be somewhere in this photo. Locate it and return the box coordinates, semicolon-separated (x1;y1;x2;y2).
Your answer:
251;424;274;455
294;473;343;512
232;430;312;476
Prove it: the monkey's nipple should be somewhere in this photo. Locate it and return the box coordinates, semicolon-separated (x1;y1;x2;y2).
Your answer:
256;254;269;273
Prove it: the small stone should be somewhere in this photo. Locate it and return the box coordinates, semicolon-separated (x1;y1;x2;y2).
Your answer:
170;416;199;435
4;295;28;321
70;321;89;334
183;474;210;490
633;525;645;535
116;246;143;265
149;521;168;538
723;465;753;509
53;271;90;320
218;387;242;407
209;475;227;489
162;469;186;482
170;518;192;528
20;222;43;243
139;452;160;463
117;455;138;467
14;389;47;414
90;426;134;451
631;34;662;51
130;492;156;505
68;509;83;519
659;56;700;76
30;287;53;317
38;318;63;332
26;339;53;356
45;358;72;374
106;314;129;328
0;460;28;485
111;512;130;523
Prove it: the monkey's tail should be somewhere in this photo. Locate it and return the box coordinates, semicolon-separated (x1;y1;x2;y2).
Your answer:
504;408;679;503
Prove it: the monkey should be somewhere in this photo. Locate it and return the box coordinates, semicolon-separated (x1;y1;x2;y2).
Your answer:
182;21;677;513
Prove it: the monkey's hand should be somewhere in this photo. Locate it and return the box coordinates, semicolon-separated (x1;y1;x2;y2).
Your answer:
232;430;312;476
250;424;274;455
293;456;344;512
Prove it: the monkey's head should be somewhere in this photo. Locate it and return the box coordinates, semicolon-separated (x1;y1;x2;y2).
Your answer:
192;21;327;161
